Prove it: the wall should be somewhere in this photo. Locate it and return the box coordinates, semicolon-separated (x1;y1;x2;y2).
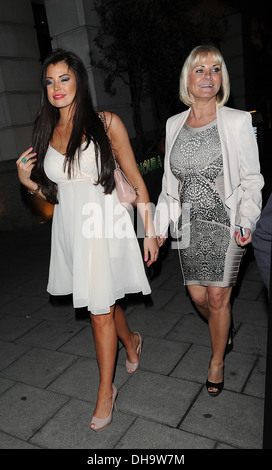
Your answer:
0;0;42;161
0;0;47;230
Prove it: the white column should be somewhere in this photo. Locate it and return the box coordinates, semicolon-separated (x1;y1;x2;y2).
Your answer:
44;0;134;134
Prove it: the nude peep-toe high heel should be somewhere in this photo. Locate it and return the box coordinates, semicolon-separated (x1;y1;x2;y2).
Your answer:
90;384;117;432
126;332;143;374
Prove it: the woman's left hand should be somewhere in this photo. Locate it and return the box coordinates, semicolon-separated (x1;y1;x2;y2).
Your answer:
235;228;252;247
144;237;159;267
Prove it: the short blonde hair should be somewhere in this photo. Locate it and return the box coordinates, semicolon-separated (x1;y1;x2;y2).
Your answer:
179;45;230;107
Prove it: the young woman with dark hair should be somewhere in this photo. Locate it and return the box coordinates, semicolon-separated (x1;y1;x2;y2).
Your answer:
17;49;159;432
30;49;116;203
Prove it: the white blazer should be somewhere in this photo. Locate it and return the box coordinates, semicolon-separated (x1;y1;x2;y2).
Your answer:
155;105;264;237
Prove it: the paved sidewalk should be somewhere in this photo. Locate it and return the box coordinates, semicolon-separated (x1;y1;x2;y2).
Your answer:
0;222;268;450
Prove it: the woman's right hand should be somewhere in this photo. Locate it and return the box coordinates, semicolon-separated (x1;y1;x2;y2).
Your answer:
157;235;166;247
16;147;37;190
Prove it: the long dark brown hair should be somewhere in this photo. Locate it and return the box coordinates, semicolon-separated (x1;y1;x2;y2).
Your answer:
31;49;115;204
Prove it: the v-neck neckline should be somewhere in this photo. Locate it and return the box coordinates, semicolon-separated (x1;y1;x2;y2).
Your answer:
49;141;87;156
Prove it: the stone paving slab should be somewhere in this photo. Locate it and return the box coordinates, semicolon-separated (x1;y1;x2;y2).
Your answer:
47;357;131;404
232;298;268;327
163;291;196;314
0;295;49;318
28;301;76;323
243;356;266;399
0;294;20;308
166;312;211;347
0;340;30;371
0;377;15;395
180;388;264;449
169;344;260;395
145;288;176;310
0;431;40;449
58;325;97;358
0;315;43;342
221;351;259;393
0;383;69;441
0;347;79;388
118;335;190;376
234;323;267;356
10;278;49;297
15;319;86;351
118;370;202;428
125;307;183;339
47;357;100;404
115;417;216;449
235;279;265;301
0;225;268;449
29;398;135;450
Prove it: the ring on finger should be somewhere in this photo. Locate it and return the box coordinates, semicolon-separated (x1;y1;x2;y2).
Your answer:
21;157;28;164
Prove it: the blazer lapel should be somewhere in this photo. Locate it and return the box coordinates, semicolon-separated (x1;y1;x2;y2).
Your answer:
216;106;240;206
166;109;190;199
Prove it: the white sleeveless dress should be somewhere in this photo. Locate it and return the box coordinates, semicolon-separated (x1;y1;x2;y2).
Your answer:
44;141;151;314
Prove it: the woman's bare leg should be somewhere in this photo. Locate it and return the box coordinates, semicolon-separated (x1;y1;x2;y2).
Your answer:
114;303;141;366
90;303;140;422
206;286;232;383
90;305;117;420
187;284;232;385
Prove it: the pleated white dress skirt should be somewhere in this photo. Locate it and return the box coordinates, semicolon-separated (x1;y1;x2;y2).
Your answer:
44;142;151;314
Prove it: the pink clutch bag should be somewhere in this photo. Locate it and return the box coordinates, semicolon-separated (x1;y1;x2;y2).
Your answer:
98;110;138;209
114;160;138;208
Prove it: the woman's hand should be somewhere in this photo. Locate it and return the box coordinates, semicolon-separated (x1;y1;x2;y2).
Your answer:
143;237;159;267
16;147;38;191
157;235;166;247
235;228;252;247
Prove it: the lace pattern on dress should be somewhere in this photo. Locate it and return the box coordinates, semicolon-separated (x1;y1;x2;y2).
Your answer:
170;122;231;283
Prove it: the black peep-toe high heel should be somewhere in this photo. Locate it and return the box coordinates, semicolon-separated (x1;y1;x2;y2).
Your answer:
206;360;224;397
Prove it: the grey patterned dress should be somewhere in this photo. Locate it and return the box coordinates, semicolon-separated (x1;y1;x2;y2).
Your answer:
170;120;244;287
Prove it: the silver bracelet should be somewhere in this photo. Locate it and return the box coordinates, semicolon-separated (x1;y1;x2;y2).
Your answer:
145;235;157;238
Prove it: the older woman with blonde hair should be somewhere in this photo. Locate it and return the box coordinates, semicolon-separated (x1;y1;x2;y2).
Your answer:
155;45;263;396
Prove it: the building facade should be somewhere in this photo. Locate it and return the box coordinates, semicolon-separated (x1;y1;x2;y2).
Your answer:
0;0;246;229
